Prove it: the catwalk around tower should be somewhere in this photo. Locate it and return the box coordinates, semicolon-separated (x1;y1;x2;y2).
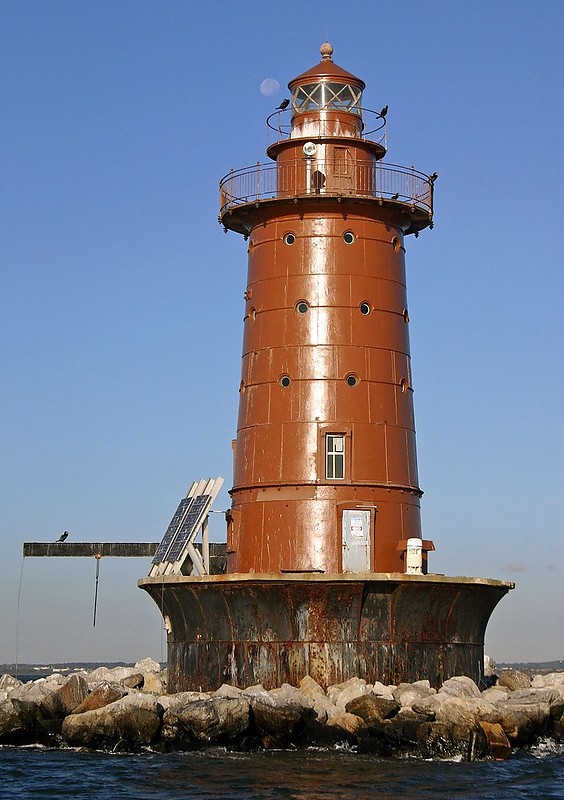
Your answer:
221;41;434;575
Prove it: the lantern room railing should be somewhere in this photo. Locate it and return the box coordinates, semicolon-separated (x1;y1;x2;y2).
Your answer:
219;159;433;219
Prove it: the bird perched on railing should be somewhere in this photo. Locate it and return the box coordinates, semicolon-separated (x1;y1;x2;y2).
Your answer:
379;105;388;118
56;531;68;542
276;98;290;110
430;172;439;183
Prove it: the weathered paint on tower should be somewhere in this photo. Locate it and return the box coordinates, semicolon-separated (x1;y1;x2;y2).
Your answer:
220;43;435;576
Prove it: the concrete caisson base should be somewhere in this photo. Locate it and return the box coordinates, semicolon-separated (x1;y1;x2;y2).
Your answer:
139;573;512;692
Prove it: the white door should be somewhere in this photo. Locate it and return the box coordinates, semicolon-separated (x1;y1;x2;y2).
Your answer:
342;509;371;572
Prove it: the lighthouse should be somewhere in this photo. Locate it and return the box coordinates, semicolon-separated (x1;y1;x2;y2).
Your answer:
140;44;512;692
223;42;434;576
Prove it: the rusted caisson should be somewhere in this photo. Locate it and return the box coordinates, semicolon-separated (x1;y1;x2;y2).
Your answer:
140;44;512;692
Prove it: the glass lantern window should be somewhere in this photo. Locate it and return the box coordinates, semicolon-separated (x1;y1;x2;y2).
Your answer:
292;82;362;115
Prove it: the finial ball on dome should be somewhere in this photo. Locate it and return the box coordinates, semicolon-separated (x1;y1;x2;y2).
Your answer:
320;41;333;61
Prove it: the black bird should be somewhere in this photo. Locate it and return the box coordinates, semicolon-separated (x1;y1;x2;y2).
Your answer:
276;98;290;110
430;172;439;183
390;192;399;200
379;105;388;118
56;531;68;543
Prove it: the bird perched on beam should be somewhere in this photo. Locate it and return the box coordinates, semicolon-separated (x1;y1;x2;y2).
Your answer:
379;105;388;118
276;98;290;110
56;531;68;543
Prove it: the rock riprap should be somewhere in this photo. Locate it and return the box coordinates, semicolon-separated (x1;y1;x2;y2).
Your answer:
0;660;562;758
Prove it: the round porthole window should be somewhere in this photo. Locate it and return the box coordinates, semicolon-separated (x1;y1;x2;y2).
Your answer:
239;380;246;394
295;301;309;314
346;373;359;387
400;378;409;393
402;308;409;323
392;236;401;252
280;375;291;387
360;302;371;315
283;232;295;245
343;231;356;245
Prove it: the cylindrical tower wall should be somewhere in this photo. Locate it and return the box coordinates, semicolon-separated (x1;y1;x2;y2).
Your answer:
228;206;422;574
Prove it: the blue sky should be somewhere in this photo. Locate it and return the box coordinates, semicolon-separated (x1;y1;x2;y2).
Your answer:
1;0;562;666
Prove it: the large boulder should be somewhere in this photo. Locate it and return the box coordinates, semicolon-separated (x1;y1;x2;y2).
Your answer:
496;698;551;745
298;675;325;700
72;681;126;714
393;681;436;708
327;678;371;710
440;676;481;699
435;696;500;729
87;666;141;686
531;672;564;689
162;696;250;746
326;712;368;740
8;678;56;705
345;694;400;725
0;699;38;744
497;669;530;691
61;692;161;749
417;721;486;760
479;721;511;759
0;675;22;692
40;674;89;718
247;684;314;743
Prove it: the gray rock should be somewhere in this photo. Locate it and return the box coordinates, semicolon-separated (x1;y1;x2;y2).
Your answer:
61;692;161;749
0;699;38;744
9;679;55;704
496;699;551;744
249;683;314;741
370;681;395;700
87;666;140;685
134;657;161;674
435;696;500;729
310;693;339;723
393;682;436;708
158;691;210;712
327;678;371;710
417;721;485;760
440;676;481;698
162;696;250;745
0;675;22;692
497;669;530;691
481;686;510;703
531;671;564;689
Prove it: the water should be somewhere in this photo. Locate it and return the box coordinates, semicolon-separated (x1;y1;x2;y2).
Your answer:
1;744;563;800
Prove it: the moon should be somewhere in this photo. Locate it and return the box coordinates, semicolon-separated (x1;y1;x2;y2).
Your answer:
260;78;280;97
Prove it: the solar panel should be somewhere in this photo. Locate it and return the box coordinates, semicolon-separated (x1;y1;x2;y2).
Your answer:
151;497;192;565
166;495;210;563
149;477;224;577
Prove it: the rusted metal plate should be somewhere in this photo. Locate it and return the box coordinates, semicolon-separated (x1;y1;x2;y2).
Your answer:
139;574;512;692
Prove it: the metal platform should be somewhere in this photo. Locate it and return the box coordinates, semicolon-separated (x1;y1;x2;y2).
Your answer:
139;572;513;692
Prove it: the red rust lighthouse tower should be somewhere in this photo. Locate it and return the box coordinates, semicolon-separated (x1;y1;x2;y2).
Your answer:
223;42;433;576
141;44;512;693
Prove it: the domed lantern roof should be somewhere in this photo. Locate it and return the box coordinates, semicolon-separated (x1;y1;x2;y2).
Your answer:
288;42;365;117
